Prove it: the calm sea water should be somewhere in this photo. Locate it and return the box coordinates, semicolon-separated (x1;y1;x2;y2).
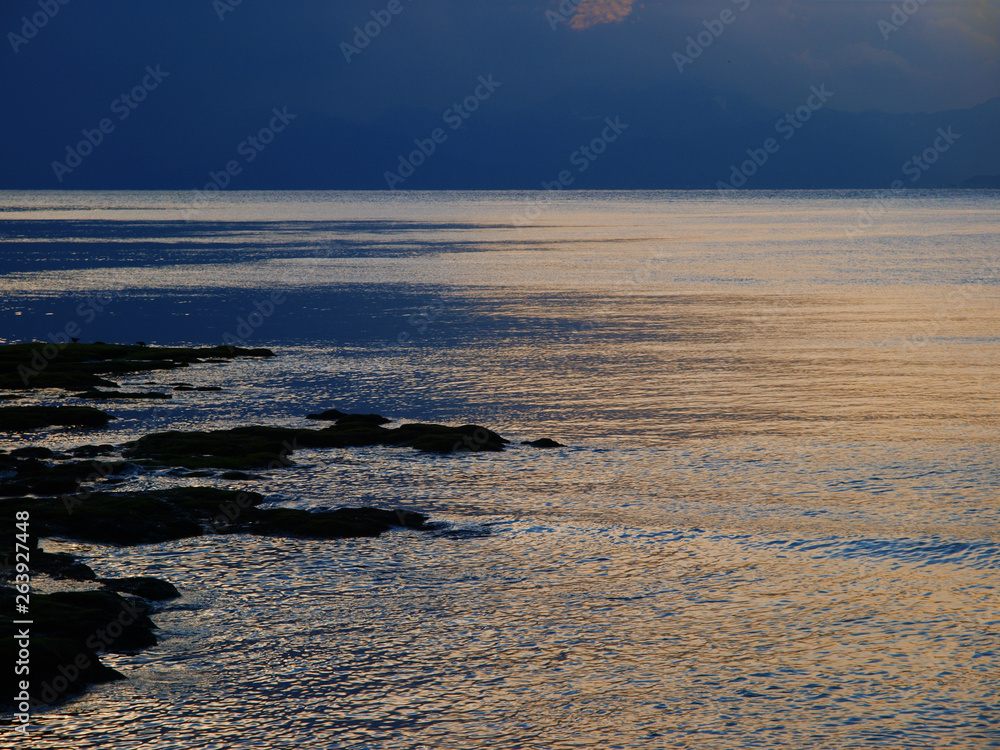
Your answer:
1;190;998;749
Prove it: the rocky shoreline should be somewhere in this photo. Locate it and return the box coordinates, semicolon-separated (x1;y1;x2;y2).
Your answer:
0;342;562;710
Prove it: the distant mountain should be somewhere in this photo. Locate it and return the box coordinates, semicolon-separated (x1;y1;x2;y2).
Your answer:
3;84;998;190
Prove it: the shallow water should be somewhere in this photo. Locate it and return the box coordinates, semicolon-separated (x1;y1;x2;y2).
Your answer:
1;190;998;749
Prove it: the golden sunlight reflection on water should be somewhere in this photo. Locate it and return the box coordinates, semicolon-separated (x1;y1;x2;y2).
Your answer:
2;191;998;749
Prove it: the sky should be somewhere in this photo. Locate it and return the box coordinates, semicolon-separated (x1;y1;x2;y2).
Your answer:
1;0;997;188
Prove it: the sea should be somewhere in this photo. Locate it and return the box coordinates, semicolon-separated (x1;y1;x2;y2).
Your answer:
0;190;998;749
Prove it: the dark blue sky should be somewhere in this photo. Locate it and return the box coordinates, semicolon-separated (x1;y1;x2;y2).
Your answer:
2;0;997;188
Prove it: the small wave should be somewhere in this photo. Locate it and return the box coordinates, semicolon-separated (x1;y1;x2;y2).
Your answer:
755;535;1000;570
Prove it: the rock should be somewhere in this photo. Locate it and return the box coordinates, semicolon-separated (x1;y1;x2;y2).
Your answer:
124;421;508;470
33;552;98;581
0;459;134;498
220;471;257;480
522;438;566;448
0;488;245;545
0;587;157;706
0;588;157;651
69;444;117;458
99;577;180;601
0;636;125;707
10;446;55;459
244;507;427;539
125;427;298;470
0;342;274;393
0;534;96;580
73;390;172;400
307;409;391;425
0;406;114;432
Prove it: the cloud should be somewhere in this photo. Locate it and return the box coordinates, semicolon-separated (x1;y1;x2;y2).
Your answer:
566;0;636;29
